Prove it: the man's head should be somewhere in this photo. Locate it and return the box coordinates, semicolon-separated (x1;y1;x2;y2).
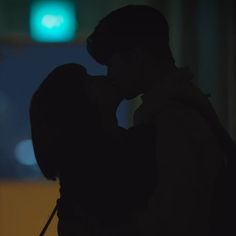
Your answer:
87;5;175;99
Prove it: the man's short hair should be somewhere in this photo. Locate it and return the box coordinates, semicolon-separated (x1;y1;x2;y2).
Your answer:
87;5;173;65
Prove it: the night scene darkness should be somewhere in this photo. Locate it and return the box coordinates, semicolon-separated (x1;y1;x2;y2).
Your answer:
0;0;235;235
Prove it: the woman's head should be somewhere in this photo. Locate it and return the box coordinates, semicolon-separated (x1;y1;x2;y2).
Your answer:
30;63;124;180
30;63;100;180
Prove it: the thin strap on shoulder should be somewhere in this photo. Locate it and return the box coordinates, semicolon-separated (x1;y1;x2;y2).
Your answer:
39;199;60;236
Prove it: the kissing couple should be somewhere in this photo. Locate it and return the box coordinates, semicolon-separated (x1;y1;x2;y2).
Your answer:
30;5;227;236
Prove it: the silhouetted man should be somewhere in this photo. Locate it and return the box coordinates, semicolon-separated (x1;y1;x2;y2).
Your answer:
87;5;226;235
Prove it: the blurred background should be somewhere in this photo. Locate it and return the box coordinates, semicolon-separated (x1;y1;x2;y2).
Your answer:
0;0;235;235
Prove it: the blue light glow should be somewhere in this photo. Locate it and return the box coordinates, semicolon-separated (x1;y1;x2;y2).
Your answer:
30;0;77;42
15;139;37;166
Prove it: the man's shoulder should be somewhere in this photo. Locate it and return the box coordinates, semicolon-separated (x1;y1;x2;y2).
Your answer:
154;101;216;141
152;101;200;123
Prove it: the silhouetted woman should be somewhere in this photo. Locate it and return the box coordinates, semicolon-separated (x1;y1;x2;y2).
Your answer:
30;64;157;235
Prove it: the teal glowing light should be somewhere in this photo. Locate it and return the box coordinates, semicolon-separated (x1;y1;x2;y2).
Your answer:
30;0;77;42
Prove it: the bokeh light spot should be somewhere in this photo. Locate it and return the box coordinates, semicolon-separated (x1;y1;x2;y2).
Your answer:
15;139;37;166
30;0;77;42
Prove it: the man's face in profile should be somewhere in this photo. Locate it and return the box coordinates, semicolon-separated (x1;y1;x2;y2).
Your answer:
107;50;143;100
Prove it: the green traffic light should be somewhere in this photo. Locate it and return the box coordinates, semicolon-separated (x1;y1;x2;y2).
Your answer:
30;0;77;42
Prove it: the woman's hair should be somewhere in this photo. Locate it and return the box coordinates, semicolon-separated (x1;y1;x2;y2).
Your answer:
30;63;99;180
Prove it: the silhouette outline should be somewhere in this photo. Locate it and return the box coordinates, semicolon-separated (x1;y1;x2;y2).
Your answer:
87;4;234;236
30;63;157;235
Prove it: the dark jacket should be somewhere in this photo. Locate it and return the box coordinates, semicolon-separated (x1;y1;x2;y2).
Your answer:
57;125;157;236
132;68;226;236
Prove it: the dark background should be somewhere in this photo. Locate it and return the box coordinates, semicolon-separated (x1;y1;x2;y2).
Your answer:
0;0;235;179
